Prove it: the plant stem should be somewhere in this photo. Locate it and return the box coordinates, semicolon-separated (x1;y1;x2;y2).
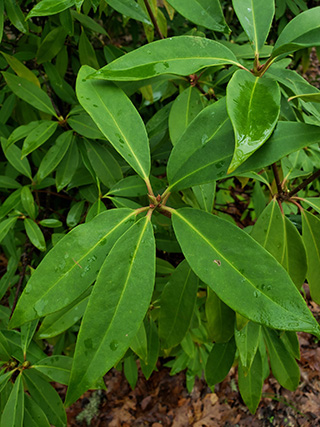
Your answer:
145;177;155;197
287;169;320;198
135;206;150;216
258;56;276;77
272;163;283;196
143;0;164;39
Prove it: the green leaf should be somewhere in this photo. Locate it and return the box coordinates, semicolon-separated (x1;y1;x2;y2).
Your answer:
79;29;99;69
68;112;103;139
232;0;274;53
70;10;108;35
159;260;198;348
0;189;22;221
1;52;40;87
37;291;90;339
66;200;85;228
0;373;24;427
107;0;151;25
169;87;206;146
24;394;50;427
43;63;77;105
4;0;28;33
21;186;35;219
76;66;151;180
124;355;138;389
21;320;38;358
251;200;307;288
273;7;320;57
238;349;263;414
302;210;320;304
0;217;18;244
85;139;123;188
26;0;76;18
192;182;216;213
301;198;320;214
37;131;73;182
24;219;46;252
263;327;300;390
288;93;320;103
166;0;229;33
171;208;320;336
226;70;280;173
23;370;66;427
167;98;232;192
0;1;3;43
107;175;147;197
9;209;136;328
2;73;57;117
130;321;148;362
65;216;155;406
1;138;32;179
0;176;21;189
235;321;261;374
205;337;236;386
90;36;239;81
205;288;235;343
55;139;79;191
37;27;68;64
33;356;72;385
6;121;42;149
140;318;159;380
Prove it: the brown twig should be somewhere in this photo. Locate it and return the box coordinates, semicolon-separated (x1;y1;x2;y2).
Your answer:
143;0;164;39
272;163;283;196
287;169;320;198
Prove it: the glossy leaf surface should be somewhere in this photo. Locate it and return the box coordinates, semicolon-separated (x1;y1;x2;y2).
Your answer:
232;0;274;53
263;328;300;390
26;0;75;18
205;337;236;386
10;209;135;328
2;73;57;117
77;66;150;180
238;349;263;414
166;0;229;33
24;219;46;252
22;121;58;158
159;260;198;348
226;70;280;173
108;0;151;25
235;321;261;374
66;217;155;406
90;36;239;81
273;7;320;56
172;208;320;336
302;211;320;304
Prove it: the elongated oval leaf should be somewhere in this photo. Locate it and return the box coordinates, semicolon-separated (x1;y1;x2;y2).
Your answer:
2;73;57;117
24;395;50;427
108;0;151;25
90;36;239;81
26;0;75;18
24;219;46;252
205;337;236;386
159;260;198;348
273;7;320;57
65;216;155;406
235;321;261;374
9;209;136;328
232;0;274;53
171;208;320;336
302;210;320;304
238;349;263;414
205;288;235;343
76;66;150;180
22;121;58;158
33;356;72;385
1;52;40;87
166;0;229;33
226;70;280;173
1;138;32;179
0;373;24;427
0;217;18;244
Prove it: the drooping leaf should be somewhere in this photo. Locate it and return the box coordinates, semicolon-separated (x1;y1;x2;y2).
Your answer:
205;337;236;386
130;321;148;362
79;29;100;69
70;10;108;35
107;0;151;25
65;216;155;406
232;0;275;53
26;0;76;18
22;122;58;158
235;321;261;374
238;349;263;414
1;138;32;179
140;318;160;380
76;66;151;180
37;27;68;64
90;36;239;81
169;86;206;145
20;320;38;358
159;260;198;348
302;210;320;304
171;208;320;336
166;0;229;33
4;0;28;33
1;52;40;87
55;139;79;191
272;7;320;57
37;131;73;182
0;373;24;427
263;327;300;390
0;217;18;245
205;288;235;343
2;73;57;117
24;394;50;427
23;370;66;427
21;186;35;219
226;70;280;173
9;209;136;328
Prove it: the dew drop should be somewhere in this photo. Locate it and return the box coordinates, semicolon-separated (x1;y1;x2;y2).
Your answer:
110;340;118;351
